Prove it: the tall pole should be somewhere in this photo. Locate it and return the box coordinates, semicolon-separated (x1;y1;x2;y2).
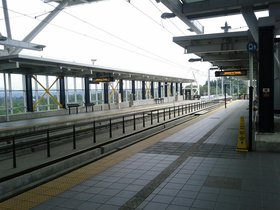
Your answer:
3;73;9;121
224;84;227;109
2;0;12;38
221;77;224;96
216;79;218;97
208;68;210;100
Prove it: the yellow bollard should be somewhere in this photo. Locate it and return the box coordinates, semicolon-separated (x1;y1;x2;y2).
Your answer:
236;116;248;152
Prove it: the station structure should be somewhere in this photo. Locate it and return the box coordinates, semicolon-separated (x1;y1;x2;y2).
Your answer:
159;0;280;148
1;0;280;209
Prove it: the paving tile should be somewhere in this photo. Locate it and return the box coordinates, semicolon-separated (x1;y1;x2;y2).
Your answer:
84;187;104;194
186;179;205;186
97;204;120;210
196;192;218;202
94;181;112;188
143;202;169;210
57;190;79;198
214;202;239;210
169;177;189;184
75;201;101;210
56;199;84;209
106;196;128;206
32;204;53;210
116;190;137;199
192;199;216;210
109;183;128;190
176;190;198;199
217;194;239;204
44;197;66;206
171;197;193;207
124;184;144;192
73;192;95;201
99;189;120;196
157;188;180;196
164;183;184;190
70;185;90;192
89;194;112;204
167;204;190;210
181;184;201;192
152;195;174;204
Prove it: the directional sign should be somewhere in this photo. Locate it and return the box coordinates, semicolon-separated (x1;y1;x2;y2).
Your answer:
215;70;247;77
247;42;257;53
91;77;114;83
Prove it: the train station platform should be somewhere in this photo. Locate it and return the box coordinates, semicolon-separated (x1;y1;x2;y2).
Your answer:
1;100;280;210
0;99;199;135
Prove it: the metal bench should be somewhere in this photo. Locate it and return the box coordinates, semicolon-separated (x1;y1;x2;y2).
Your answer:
84;102;95;112
67;103;80;114
154;98;164;104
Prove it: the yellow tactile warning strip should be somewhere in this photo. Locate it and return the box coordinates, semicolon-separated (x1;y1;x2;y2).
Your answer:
0;103;226;210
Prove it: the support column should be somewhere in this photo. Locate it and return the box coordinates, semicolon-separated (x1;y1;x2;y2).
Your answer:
119;79;124;102
164;82;168;97
175;83;178;94
132;80;136;101
104;83;109;104
84;77;90;104
25;74;33;112
151;81;154;98
142;81;146;100
180;83;183;96
258;25;274;132
59;76;66;108
171;82;174;96
208;68;210;100
158;82;161;98
275;43;280;113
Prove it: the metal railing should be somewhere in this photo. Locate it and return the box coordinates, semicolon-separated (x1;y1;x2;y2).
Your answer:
0;100;221;180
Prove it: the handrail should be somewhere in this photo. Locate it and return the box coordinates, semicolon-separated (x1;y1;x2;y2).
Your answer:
0;100;220;172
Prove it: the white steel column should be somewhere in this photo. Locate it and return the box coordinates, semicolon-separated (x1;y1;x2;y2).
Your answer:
221;77;224;95
249;53;254;87
208;68;210;100
2;0;12;45
46;76;50;111
3;73;9;121
22;75;27;112
8;73;13;115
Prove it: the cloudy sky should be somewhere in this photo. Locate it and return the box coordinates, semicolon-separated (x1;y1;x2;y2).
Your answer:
0;0;267;84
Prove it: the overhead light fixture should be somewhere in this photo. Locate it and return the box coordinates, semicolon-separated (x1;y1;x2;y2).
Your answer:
161;13;176;19
0;34;7;41
188;58;203;62
91;59;97;65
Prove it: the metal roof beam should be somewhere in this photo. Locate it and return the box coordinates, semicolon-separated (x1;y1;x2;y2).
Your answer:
9;0;68;55
157;0;204;34
182;0;280;19
241;7;259;43
269;3;280;35
0;38;45;51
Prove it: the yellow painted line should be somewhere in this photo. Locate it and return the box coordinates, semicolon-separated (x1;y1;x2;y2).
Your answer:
0;102;229;209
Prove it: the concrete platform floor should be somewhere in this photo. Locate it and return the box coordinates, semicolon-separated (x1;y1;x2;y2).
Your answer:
1;100;280;210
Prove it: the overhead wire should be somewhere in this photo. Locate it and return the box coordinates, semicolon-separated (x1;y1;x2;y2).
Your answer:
0;8;51;21
2;4;191;71
126;0;175;36
147;0;187;35
46;1;191;70
46;2;179;67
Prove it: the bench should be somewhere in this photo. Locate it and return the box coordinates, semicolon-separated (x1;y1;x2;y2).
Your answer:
84;102;95;112
154;98;164;104
67;103;80;114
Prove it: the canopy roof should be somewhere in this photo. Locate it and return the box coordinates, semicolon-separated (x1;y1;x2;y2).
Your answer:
0;54;194;83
